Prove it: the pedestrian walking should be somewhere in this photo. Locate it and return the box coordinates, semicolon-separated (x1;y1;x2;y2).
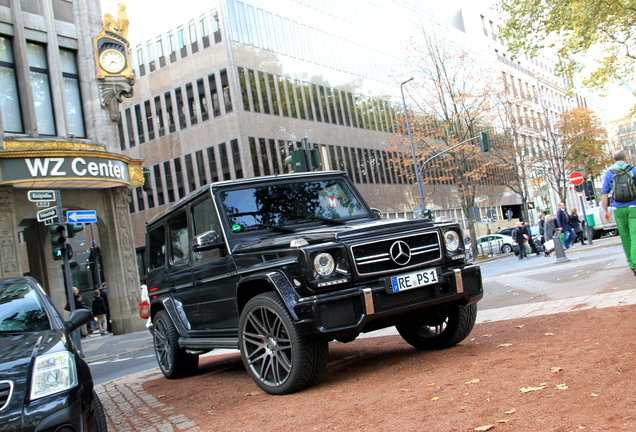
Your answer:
99;282;112;333
538;214;546;246
601;149;636;276
523;221;540;255
556;202;575;249
512;221;527;260
543;215;557;257
73;292;90;338
569;208;586;246
92;289;109;335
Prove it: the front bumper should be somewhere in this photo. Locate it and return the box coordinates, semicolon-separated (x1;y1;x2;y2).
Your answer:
294;265;483;340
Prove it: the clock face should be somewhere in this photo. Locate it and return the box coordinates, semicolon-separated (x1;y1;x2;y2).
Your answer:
99;49;126;74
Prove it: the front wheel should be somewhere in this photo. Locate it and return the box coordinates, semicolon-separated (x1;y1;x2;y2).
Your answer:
153;310;199;379
93;391;108;432
239;292;328;395
396;303;477;350
501;244;513;254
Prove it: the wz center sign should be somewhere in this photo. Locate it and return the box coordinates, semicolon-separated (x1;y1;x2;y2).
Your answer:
0;156;130;184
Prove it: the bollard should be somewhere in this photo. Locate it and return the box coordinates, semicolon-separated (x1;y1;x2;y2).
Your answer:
553;233;570;263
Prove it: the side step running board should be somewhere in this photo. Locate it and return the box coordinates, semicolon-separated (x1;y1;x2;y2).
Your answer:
179;337;239;350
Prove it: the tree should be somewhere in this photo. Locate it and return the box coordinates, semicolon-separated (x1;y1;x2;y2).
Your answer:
496;0;636;99
388;26;514;251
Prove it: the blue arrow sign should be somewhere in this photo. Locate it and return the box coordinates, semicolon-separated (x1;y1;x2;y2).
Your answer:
67;210;97;223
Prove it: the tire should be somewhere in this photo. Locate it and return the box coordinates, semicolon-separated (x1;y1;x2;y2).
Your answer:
396;303;477;350
239;292;328;395
92;391;108;432
153;310;199;379
501;244;512;254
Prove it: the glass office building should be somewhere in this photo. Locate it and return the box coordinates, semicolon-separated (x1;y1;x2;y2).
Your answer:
119;0;573;246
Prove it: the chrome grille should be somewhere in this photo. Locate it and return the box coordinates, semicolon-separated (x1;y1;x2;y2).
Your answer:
351;232;441;276
0;381;12;412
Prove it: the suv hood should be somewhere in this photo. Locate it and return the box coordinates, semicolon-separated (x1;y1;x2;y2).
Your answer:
232;218;437;252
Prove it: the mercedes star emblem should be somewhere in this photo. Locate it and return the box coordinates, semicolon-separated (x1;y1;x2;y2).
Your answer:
389;240;412;265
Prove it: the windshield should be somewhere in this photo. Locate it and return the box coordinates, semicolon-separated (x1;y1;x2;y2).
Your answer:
0;281;50;332
219;179;368;233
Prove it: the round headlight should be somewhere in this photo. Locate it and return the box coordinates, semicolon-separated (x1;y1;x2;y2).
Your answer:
444;230;460;252
314;252;335;276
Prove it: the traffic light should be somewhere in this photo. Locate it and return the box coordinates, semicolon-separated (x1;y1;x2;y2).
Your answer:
584;180;595;201
478;131;490;152
66;223;83;238
50;224;66;261
284;148;322;172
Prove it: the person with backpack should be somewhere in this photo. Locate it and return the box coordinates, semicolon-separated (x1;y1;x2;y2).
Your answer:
601;149;636;275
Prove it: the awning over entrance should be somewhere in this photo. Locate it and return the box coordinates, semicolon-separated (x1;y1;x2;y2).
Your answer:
0;140;144;189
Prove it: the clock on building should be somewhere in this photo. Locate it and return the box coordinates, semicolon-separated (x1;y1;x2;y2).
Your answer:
99;49;126;74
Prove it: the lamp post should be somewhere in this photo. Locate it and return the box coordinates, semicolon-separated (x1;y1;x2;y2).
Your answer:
400;78;426;211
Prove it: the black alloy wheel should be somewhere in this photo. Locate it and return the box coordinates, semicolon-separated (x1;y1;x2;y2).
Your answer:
153;310;198;379
239;292;328;395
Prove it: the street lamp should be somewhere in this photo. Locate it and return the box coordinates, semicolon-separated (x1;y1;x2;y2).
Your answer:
400;78;427;211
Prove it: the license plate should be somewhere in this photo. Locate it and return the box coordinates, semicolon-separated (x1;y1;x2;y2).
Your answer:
388;268;439;293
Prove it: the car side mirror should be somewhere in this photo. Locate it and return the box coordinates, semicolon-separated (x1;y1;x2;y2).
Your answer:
370;208;383;220
65;308;93;333
192;230;225;252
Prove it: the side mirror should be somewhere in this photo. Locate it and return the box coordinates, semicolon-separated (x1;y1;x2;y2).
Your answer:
65;308;93;333
370;208;383;220
192;230;224;252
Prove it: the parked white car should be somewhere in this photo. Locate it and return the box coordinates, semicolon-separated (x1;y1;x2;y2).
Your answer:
475;234;514;255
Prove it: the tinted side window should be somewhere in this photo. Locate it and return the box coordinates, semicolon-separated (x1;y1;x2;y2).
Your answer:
148;225;166;269
192;196;220;236
169;211;190;263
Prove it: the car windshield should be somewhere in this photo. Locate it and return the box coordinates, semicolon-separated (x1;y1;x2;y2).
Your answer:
219;179;368;233
0;281;50;332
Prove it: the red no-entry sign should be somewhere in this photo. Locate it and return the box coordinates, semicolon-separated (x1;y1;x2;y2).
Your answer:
569;171;584;186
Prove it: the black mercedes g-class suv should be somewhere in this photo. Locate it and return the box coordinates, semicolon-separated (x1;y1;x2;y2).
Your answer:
143;171;483;395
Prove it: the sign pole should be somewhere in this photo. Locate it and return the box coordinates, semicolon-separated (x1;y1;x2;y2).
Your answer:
56;191;83;356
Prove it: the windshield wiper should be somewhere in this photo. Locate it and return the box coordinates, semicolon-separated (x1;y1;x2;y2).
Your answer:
291;216;344;226
244;223;295;233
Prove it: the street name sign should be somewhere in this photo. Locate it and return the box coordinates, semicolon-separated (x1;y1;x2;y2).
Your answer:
28;190;55;202
37;207;57;222
67;210;97;223
36;201;50;208
569;171;584;186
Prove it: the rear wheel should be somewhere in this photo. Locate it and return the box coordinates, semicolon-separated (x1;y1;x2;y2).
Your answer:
501;244;513;254
153;310;199;379
396;303;477;350
239;292;328;395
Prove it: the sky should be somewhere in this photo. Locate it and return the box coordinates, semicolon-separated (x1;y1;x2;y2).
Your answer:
99;0;635;122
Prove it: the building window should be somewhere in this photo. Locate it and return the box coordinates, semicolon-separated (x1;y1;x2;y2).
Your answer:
59;49;85;138
144;100;155;141
153;164;165;206
175;87;186;129
136;187;145;211
146;186;155;209
188;20;198;53
237;68;250;111
209;73;221;117
164;161;175;203
136;45;145;76
146;40;156;72
211;10;222;43
268;74;279;115
185;153;196;192
167;31;177;62
259;72;270;114
220;69;233;113
197;78;209;121
27;42;55;135
174;157;185;199
156;35;166;67
124;108;135;147
177;26;187;58
248;69;260;112
0;36;23;133
249;137;260;177
164;91;176;133
200;14;210;48
185;83;197;125
207;145;219;182
134;104;145;144
219;142;231;180
154;95;165;137
231;139;243;179
195;150;207;185
117;117;125;150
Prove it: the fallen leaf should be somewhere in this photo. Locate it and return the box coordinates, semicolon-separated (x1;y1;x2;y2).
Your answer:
427;383;436;386
399;389;411;392
555;383;568;390
497;419;509;423
245;392;259;396
556;278;562;281
431;396;440;401
591;393;599;397
520;386;546;393
515;325;524;328
498;343;513;347
507;289;515;292
483;319;491;322
572;274;578;277
465;379;480;384
505;408;517;415
483;334;492;337
545;333;554;336
611;287;619;290
475;425;494;431
550;367;563;373
513;293;519;295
